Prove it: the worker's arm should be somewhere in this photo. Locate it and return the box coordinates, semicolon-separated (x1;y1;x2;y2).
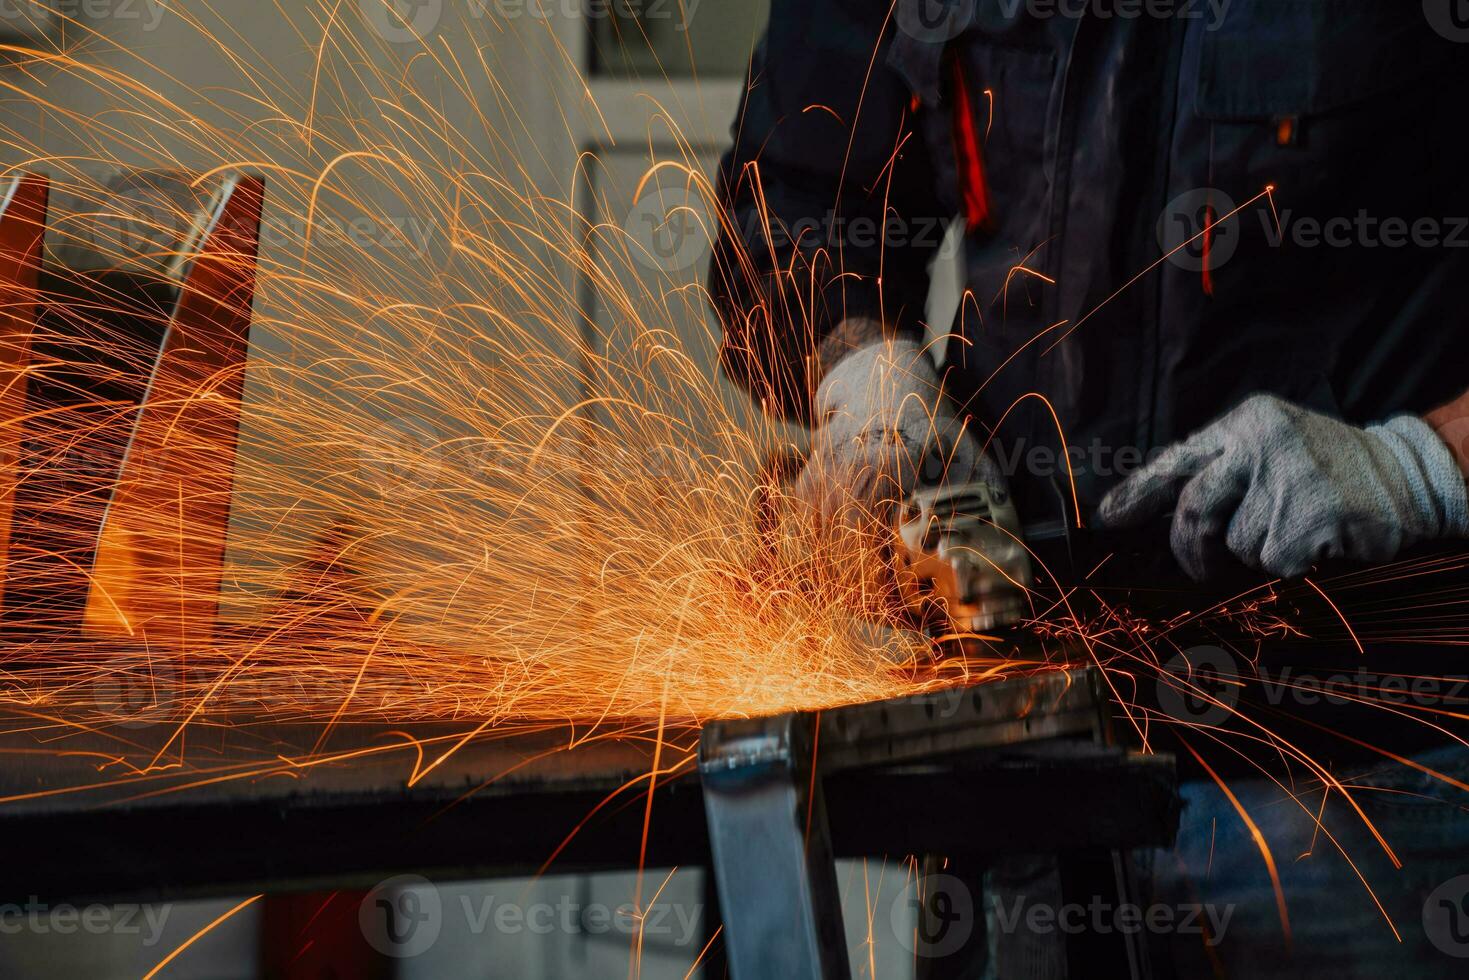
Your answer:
1100;394;1469;581
707;3;1017;539
707;0;946;421
791;334;1003;530
1426;388;1469;480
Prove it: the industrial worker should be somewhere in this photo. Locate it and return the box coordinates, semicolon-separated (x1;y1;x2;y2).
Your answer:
708;2;1469;976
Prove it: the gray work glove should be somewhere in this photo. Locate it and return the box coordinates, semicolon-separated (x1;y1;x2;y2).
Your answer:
795;337;1004;527
1100;394;1469;580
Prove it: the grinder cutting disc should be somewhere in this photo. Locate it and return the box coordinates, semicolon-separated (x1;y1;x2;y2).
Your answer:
755;449;1035;655
894;480;1034;640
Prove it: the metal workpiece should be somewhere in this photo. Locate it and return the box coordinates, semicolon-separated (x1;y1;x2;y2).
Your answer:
698;712;851;980
815;667;1104;772
0;664;1178;980
0;717;709;904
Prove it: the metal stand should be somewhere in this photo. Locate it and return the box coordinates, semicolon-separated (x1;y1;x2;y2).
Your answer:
698;712;850;979
699;669;1177;980
0;670;1173;978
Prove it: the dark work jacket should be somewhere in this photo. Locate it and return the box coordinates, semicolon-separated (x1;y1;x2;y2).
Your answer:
708;0;1469;527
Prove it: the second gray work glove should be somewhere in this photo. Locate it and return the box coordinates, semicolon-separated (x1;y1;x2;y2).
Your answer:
795;337;1004;528
1100;394;1469;580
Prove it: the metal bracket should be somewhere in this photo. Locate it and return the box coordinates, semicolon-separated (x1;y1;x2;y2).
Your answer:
699;668;1176;980
699;711;851;980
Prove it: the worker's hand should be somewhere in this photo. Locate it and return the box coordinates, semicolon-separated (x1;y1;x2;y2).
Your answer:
1100;394;1469;580
795;337;1003;529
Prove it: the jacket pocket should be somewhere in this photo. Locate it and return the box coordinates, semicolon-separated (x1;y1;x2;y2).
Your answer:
1190;0;1462;202
1182;0;1466;249
1196;0;1459;121
1174;0;1469;423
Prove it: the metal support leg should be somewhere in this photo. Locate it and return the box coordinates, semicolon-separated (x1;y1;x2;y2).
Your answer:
1054;847;1168;980
913;855;988;980
699;712;850;980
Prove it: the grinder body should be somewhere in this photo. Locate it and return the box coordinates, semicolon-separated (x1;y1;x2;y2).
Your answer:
894;479;1035;637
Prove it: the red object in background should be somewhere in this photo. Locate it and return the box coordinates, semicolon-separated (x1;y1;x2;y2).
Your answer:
260;891;390;980
82;175;264;647
949;60;993;233
1201;201;1216;297
0;174;50;611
